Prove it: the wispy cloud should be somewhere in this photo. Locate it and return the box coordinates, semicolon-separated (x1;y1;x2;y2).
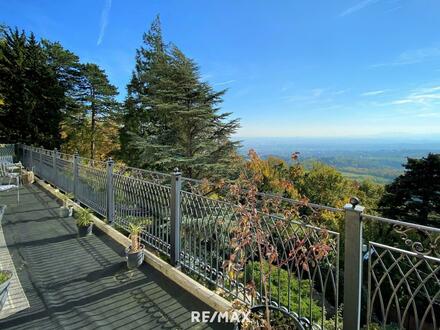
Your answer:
372;47;440;67
361;90;385;96
339;0;380;17
97;0;112;46
390;85;440;107
213;80;236;86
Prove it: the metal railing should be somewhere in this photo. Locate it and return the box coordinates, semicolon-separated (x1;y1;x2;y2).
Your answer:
0;144;14;163
10;144;440;330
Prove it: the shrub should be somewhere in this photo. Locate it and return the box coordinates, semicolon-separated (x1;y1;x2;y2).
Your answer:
75;208;93;227
244;261;324;321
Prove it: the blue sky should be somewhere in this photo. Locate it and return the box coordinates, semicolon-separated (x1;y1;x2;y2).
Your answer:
1;0;440;138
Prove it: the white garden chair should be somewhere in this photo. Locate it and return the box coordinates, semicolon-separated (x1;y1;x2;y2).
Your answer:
0;162;20;203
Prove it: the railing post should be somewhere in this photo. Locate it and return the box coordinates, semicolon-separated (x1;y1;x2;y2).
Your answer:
53;148;58;186
106;157;115;224
38;146;43;177
14;143;19;162
170;168;182;266
73;152;79;201
29;146;33;171
343;197;365;330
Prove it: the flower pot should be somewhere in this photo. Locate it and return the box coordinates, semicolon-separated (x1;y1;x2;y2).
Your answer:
235;305;305;330
126;245;144;269
0;270;12;311
60;206;74;218
77;223;93;237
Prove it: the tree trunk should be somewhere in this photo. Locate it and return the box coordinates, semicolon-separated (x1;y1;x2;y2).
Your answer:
90;94;96;160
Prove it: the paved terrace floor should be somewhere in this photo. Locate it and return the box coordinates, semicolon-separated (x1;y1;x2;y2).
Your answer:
0;184;230;330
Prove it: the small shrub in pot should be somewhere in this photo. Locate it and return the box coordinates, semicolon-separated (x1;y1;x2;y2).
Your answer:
126;223;144;269
75;208;93;237
126;218;151;269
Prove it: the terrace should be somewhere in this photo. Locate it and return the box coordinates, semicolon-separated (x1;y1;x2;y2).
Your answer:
0;184;227;329
0;143;439;330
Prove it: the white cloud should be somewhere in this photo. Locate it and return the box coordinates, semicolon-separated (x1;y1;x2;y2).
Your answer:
390;85;440;106
361;90;385;96
372;47;440;67
97;0;112;46
339;0;381;17
213;80;236;86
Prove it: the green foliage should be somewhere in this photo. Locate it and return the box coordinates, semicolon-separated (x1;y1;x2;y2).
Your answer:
298;162;352;208
0;270;11;284
126;216;152;230
120;17;240;179
379;153;440;226
75;208;93;227
0;26;120;156
60;192;74;207
245;261;324;322
75;63;119;160
0;28;64;148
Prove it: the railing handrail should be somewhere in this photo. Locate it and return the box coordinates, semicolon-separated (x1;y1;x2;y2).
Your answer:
362;213;440;233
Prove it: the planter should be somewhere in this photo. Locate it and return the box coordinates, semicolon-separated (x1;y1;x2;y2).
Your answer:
126;245;145;269
0;270;12;311
77;223;93;237
235;305;306;330
59;206;73;218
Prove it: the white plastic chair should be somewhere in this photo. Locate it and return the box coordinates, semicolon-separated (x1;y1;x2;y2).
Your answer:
0;162;20;186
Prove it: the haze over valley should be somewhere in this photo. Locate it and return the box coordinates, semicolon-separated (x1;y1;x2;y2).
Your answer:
239;136;440;183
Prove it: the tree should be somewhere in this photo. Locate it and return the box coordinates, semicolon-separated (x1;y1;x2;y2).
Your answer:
0;28;64;148
75;63;118;160
298;162;353;208
42;40;83;116
379;153;440;226
119;16;168;165
120;17;240;178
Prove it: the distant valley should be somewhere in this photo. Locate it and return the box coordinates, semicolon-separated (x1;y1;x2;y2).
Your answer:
238;137;440;184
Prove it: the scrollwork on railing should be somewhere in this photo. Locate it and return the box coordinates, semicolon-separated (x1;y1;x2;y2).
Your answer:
393;224;440;257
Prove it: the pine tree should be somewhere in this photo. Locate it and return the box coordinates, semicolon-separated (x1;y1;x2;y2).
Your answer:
77;63;118;160
0;28;64;148
120;17;240;178
119;16;168;165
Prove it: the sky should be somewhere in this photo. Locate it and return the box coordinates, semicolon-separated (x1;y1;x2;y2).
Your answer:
1;0;440;138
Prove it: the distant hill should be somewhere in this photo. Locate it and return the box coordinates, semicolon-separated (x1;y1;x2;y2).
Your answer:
237;137;440;184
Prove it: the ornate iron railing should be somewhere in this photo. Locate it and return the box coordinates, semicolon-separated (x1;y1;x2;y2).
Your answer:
0;144;14;163
180;189;341;329
11;143;440;330
362;214;440;330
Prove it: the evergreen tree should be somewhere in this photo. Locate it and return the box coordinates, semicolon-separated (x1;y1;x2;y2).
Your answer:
379;153;440;226
76;63;118;160
119;16;168;165
120;17;240;178
0;28;64;148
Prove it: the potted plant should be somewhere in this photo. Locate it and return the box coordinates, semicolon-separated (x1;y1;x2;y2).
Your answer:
0;270;12;311
126;222;145;269
75;208;93;237
59;193;74;218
